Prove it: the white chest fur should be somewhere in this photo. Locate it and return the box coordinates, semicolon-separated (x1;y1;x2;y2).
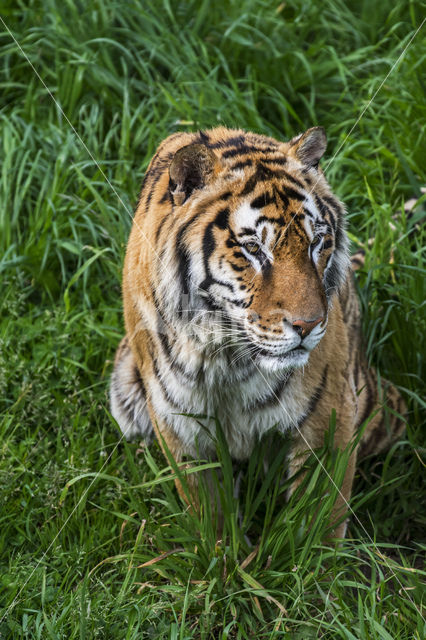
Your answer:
149;336;309;459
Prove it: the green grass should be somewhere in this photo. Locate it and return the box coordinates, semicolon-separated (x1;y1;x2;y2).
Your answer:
0;0;425;637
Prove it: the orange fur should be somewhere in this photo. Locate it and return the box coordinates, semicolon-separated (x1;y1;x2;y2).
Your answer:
110;127;406;538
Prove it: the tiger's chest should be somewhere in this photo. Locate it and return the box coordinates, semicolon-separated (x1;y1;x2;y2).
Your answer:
149;344;311;459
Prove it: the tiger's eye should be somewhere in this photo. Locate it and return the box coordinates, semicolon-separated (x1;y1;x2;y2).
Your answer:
245;242;260;254
311;235;321;247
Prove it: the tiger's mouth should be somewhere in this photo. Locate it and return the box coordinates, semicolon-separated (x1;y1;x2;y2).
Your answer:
195;308;316;371
255;349;310;371
249;342;311;372
254;344;307;357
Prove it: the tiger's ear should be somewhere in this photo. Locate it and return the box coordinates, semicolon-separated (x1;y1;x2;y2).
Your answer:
169;144;221;206
288;126;327;169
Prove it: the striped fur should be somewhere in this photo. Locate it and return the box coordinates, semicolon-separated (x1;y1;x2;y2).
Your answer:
110;127;406;537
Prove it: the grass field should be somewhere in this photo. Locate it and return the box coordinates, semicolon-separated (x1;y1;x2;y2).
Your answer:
0;1;425;637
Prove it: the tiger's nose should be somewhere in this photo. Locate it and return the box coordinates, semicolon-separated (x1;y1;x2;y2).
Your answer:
292;316;324;338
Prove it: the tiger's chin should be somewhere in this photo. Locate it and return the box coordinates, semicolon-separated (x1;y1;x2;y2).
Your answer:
254;347;310;372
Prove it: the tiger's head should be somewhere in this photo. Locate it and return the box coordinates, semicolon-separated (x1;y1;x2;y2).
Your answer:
164;127;349;371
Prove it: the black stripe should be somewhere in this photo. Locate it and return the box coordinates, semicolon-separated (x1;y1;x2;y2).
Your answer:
209;135;246;150
239;172;258;196
255;214;285;226
289;218;306;242
239;163;287;197
296;365;329;428
222;294;253;308
151;359;187;411
262;156;287;166
233;250;245;260
221;145;253;159
239;226;256;236
145;153;173;184
145;184;155;209
315;194;337;232
356;371;375;429
323;194;342;215
324;260;340;294
292;215;307;234
251;192;276;209
215;207;230;230
198;130;210;145
257;163;286;180
200;275;235;293
353;354;360;392
222;144;279;159
133;365;147;398
151;289;171;334
229;262;245;272
174;204;229;307
203;221;216;267
231;159;253;170
280;170;304;188
275;187;290;209
155;215;169;242
245;371;294;411
200;215;236;294
175;214;199;295
159;187;172;204
225;237;238;249
259;146;281;153
156;326;198;382
174;200;225;299
283;186;305;201
141;152;174;207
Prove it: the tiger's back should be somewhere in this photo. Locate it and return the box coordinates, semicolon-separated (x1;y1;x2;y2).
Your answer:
110;127;406;536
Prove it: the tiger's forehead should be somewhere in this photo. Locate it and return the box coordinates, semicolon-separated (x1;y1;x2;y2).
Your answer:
230;201;277;246
231;200;277;234
229;192;318;245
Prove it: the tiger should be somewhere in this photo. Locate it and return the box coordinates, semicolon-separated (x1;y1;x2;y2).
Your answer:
109;126;406;538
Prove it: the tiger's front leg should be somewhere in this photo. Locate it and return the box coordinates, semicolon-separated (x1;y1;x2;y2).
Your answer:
145;405;203;511
287;373;358;540
110;336;208;514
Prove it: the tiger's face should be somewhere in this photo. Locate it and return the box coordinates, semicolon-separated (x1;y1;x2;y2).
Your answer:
167;128;349;371
198;196;331;371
